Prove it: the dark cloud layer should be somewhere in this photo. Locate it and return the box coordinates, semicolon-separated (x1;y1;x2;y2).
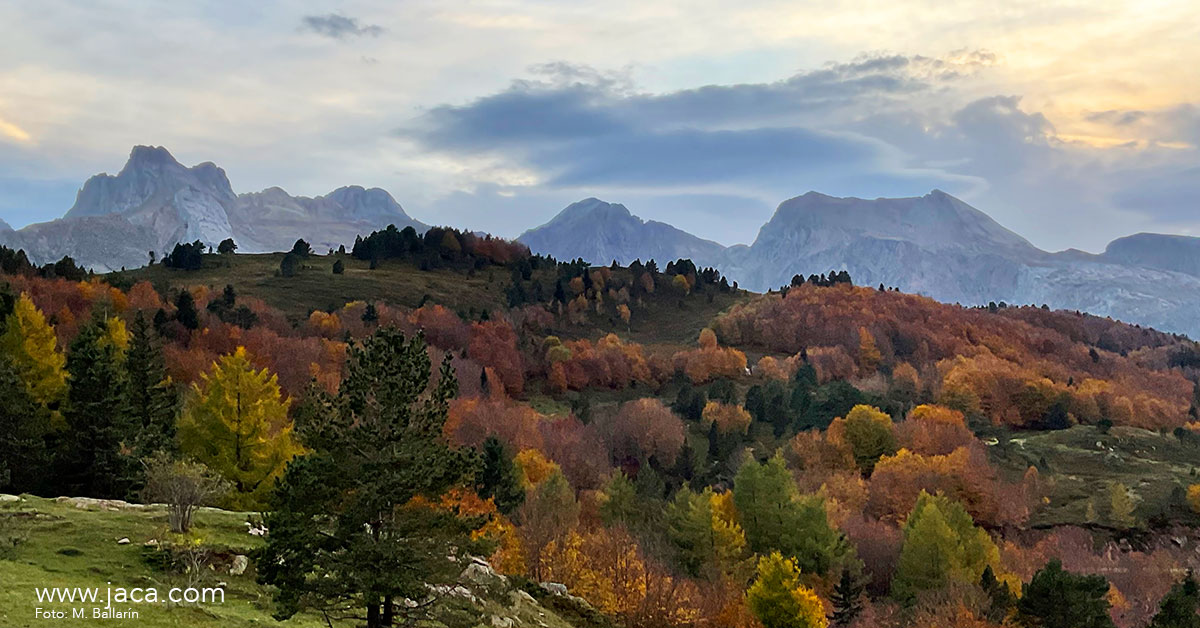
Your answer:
301;14;384;40
406;54;1199;248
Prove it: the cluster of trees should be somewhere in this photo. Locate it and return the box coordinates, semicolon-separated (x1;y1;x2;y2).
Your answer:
784;269;854;292
351;224;531;271
162;240;208;270
450;398;1200;628
0;283;300;513
714;283;1194;431
11;245;1200;628
0;244;89;280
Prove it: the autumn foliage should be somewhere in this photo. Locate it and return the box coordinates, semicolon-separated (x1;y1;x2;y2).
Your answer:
714;285;1191;429
673;328;748;384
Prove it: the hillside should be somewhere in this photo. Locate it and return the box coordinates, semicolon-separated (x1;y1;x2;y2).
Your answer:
0;495;595;628
519;191;1200;339
6;247;1200;628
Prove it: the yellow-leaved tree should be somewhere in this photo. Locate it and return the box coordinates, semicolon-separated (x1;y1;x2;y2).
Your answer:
0;293;67;409
178;347;299;510
98;315;130;363
747;552;828;628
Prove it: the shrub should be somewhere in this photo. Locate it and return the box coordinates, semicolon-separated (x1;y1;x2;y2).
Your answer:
141;453;229;533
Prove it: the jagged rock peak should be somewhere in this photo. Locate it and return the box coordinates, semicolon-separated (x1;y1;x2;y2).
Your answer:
552;198;635;222
121;145;182;171
322;186;408;220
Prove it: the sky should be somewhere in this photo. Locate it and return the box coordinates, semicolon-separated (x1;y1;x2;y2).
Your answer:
0;1;1197;252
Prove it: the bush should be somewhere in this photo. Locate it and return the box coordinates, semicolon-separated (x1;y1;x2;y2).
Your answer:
141;453;228;533
280;252;301;277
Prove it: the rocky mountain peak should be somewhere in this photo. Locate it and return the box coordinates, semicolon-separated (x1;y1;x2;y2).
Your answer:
550;198;635;224
323;186;408;221
758;190;1038;256
518;198;724;267
122;145;182;171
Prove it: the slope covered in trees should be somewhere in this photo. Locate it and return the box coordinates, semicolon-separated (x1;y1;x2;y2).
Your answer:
4;241;1200;628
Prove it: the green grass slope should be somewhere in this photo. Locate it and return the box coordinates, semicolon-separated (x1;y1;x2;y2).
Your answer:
111;253;751;345
990;424;1200;528
0;496;591;628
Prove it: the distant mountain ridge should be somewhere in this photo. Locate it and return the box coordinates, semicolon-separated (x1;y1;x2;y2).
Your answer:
0;146;425;270
517;198;725;267
5;146;1200;337
523;191;1200;338
1098;233;1200;278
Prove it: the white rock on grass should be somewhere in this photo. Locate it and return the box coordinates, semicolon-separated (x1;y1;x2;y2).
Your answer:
540;582;568;597
230;555;249;576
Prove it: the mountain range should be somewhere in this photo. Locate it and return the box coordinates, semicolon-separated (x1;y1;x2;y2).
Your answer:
0;146;425;270
4;146;1200;337
519;192;1200;339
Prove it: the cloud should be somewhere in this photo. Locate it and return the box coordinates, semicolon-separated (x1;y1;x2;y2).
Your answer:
401;55;1012;243
1086;110;1147;126
401;54;1200;250
0;116;31;143
403;54;1003;197
301;14;384;40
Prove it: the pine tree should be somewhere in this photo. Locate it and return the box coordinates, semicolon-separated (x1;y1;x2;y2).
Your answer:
1017;559;1116;628
667;485;749;580
980;565;1015;623
828;568;864;626
0;355;52;492
598;471;640;527
257;328;484;628
59;319;139;498
734;454;850;576
1149;571;1200;628
174;289;199;330
672;437;697;483
478;436;525;515
892;491;1000;601
0;292;67;408
177;347;298;509
126;312;177;456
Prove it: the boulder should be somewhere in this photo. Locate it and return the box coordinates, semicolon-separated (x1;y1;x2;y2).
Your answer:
55;496;145;511
540;582;569;597
510;590;537;606
230;555;249;576
461;560;507;587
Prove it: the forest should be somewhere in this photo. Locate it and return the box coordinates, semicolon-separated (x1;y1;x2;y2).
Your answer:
4;235;1200;628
